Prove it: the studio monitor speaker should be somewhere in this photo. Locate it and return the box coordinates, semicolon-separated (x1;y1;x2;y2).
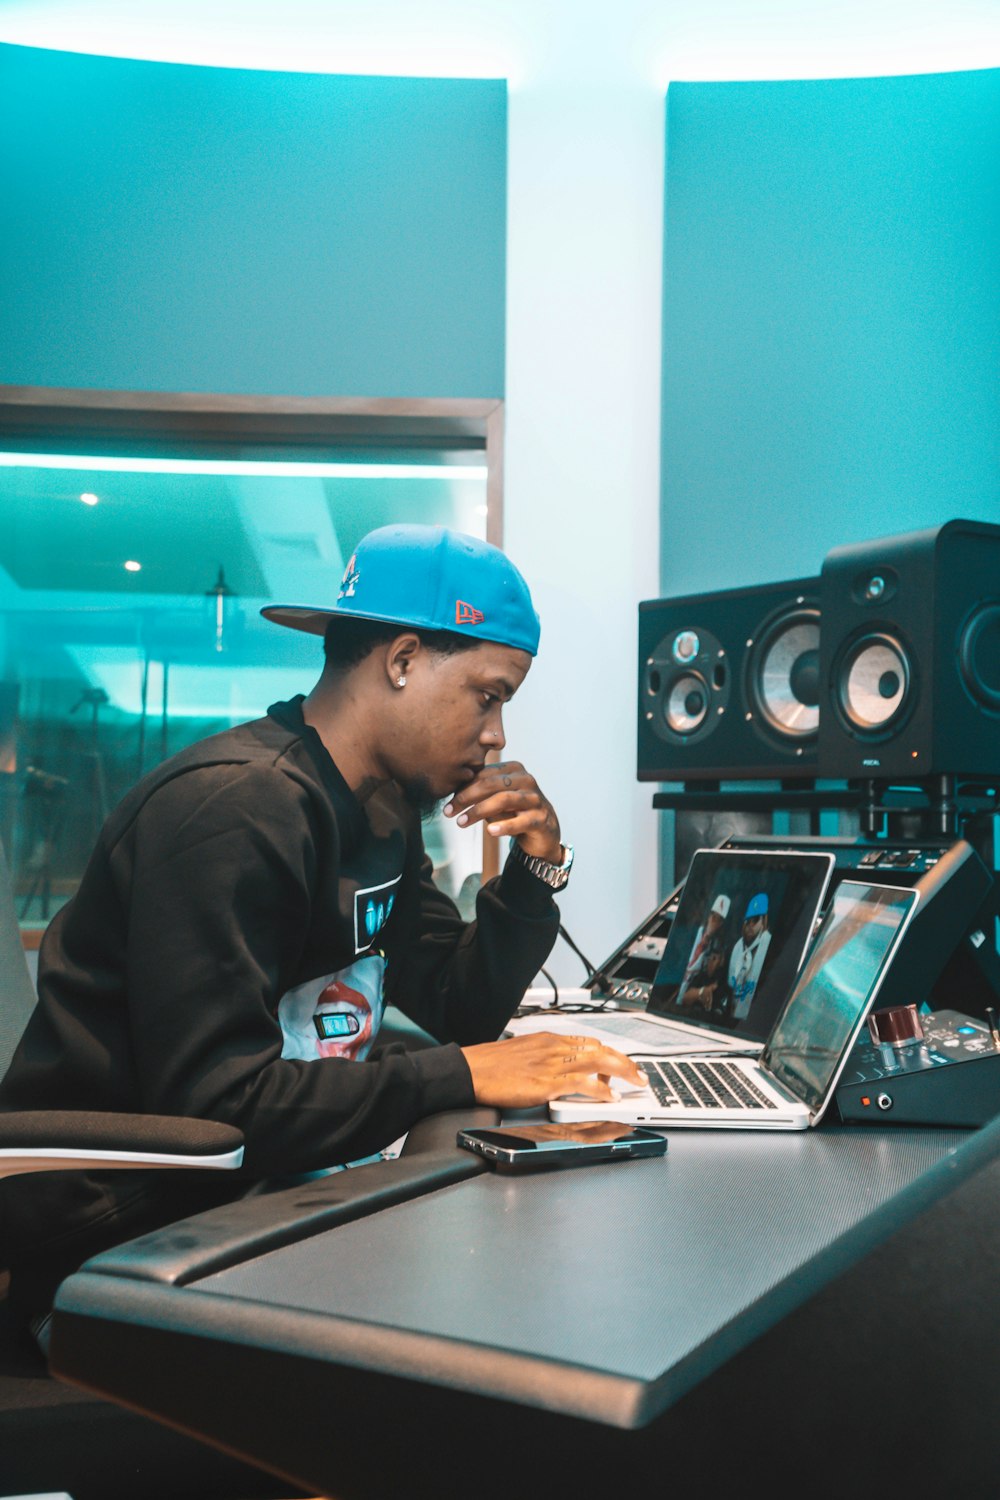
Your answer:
637;577;821;781
818;518;1000;781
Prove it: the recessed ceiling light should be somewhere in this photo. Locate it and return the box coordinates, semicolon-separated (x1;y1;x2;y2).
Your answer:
80;491;99;506
123;560;142;572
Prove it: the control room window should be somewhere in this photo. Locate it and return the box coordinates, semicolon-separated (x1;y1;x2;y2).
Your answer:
0;392;502;941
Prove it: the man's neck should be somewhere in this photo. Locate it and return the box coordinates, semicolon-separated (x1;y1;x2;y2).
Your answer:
301;675;388;797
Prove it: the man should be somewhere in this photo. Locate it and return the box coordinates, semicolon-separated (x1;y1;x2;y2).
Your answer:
678;937;728;1014
0;523;643;1338
727;892;772;1020
676;893;730;1005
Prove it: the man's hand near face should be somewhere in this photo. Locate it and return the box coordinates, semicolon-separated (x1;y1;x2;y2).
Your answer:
442;759;609;1108
441;759;564;864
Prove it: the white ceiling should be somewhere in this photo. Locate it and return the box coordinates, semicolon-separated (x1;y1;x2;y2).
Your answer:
1;0;999;84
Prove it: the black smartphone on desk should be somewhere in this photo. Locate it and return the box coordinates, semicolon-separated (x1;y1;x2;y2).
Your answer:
456;1121;666;1174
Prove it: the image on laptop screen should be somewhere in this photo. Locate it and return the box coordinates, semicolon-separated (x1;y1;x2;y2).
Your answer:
647;847;835;1044
763;881;918;1114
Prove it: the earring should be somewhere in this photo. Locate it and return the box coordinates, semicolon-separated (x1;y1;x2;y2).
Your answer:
397;676;406;688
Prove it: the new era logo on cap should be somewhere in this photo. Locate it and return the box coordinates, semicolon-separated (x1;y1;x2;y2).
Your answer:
456;600;485;626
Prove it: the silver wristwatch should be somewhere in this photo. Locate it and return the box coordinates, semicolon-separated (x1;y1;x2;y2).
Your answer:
508;840;574;890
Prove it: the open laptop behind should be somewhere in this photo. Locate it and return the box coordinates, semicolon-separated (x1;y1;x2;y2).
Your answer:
550;880;920;1131
509;846;835;1058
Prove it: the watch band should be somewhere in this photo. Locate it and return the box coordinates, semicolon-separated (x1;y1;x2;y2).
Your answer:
508;840;574;891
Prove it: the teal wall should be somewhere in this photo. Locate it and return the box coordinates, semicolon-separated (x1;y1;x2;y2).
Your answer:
661;67;1000;596
0;44;506;398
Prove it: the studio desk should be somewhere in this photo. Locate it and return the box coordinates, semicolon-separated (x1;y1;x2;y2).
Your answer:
48;1099;1000;1499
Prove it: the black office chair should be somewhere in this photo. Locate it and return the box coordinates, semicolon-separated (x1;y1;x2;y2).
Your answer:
0;833;499;1499
0;834;310;1500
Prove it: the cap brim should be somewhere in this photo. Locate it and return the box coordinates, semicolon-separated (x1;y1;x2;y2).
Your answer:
260;602;539;655
260;604;442;637
260;605;338;636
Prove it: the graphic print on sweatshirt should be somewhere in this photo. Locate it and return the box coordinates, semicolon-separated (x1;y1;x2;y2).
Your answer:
353;875;400;955
278;876;402;1061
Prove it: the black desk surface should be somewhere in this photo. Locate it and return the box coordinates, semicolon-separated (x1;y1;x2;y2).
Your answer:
190;1124;982;1424
50;1111;1000;1497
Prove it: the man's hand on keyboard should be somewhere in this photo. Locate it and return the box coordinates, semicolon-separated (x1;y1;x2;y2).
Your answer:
462;1031;649;1108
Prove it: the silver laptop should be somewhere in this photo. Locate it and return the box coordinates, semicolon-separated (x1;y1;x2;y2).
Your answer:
510;846;835;1058
550;880;920;1131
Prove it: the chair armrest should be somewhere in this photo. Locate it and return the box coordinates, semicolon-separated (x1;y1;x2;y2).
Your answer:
0;1110;244;1177
400;1105;501;1155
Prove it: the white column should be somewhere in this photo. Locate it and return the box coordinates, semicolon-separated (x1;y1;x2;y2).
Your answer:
503;9;665;981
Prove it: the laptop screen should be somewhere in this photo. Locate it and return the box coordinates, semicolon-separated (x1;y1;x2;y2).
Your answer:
763;881;918;1113
647;847;835;1044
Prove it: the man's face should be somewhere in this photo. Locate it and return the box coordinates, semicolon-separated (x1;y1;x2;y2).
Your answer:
743;914;765;943
386;640;532;806
706;911;723;937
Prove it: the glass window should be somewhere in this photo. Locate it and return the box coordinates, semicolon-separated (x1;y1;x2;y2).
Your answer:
0;450;489;935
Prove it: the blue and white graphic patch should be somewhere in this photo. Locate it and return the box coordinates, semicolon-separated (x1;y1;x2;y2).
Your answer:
354;876;401;955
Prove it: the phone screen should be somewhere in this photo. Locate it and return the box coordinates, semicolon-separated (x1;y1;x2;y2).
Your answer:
314;1012;361;1039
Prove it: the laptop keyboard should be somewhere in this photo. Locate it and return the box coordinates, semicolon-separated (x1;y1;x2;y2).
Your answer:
641;1057;777;1111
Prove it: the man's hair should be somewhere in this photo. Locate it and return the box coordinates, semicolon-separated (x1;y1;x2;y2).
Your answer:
322;615;484;673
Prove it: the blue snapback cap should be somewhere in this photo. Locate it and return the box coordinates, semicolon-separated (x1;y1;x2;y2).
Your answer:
745;893;769;919
261;524;541;656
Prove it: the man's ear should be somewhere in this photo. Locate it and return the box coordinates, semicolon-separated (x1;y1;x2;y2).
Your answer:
385;632;422;689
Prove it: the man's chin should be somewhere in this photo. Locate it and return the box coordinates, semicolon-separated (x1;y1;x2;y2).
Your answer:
398;774;445;821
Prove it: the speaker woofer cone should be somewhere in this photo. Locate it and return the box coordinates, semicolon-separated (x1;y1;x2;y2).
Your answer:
838;632;911;733
664;673;710;735
750;608;820;742
959;603;1000;712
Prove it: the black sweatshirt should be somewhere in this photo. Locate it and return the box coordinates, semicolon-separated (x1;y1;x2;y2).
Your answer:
0;697;559;1294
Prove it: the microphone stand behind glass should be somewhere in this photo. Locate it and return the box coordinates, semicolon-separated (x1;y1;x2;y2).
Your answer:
21;688;112;923
70;686;110;843
19;767;69;923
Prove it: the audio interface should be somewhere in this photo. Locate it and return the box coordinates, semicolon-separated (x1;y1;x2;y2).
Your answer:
835;1008;1000;1127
